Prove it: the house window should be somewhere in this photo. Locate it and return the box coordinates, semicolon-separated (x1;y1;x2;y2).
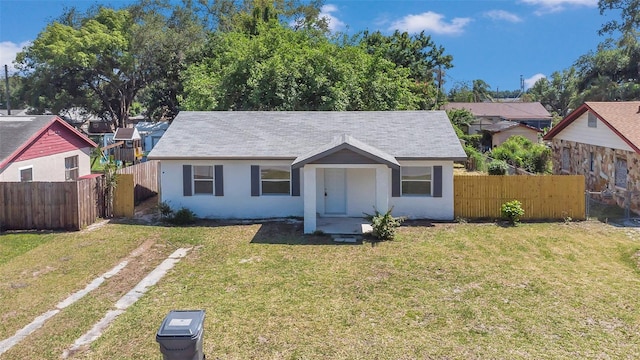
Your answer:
401;167;431;196
65;156;79;181
20;167;33;182
589;152;594;172
615;158;627;188
588;112;597;128
561;147;571;171
193;165;214;194
261;166;290;195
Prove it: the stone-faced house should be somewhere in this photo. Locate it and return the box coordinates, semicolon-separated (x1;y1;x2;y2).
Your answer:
543;101;640;213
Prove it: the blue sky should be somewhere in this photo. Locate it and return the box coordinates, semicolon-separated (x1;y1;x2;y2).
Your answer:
0;0;615;92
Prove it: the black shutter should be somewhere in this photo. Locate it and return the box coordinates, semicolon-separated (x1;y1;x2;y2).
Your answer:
291;167;300;196
392;168;401;197
251;165;260;196
433;165;442;198
183;165;192;196
214;165;224;196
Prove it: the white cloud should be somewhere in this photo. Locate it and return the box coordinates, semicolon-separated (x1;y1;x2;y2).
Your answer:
484;10;523;23
521;0;597;14
525;73;547;89
319;4;346;32
390;11;471;35
0;41;30;74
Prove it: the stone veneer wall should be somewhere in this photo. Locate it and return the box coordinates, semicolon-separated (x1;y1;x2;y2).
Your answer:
550;138;640;214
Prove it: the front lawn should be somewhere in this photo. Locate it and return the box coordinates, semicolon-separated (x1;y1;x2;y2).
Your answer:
1;221;639;359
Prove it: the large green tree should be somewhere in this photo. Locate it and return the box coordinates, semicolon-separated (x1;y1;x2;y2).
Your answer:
16;1;205;127
180;21;421;111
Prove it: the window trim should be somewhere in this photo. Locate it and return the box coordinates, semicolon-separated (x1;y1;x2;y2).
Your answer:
192;165;214;195
19;166;33;182
401;166;432;197
65;155;79;181
260;165;291;196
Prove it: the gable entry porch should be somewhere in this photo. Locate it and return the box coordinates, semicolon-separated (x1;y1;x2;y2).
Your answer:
292;134;399;234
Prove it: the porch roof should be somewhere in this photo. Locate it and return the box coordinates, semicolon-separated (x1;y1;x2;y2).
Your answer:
291;134;400;169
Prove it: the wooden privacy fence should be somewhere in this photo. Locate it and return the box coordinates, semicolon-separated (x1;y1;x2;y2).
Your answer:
0;176;105;231
116;160;158;204
112;160;159;217
454;175;585;220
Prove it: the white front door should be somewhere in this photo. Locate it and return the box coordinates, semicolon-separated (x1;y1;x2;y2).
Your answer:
324;168;346;215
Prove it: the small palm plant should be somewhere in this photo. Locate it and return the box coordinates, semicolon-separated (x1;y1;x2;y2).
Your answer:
364;207;405;240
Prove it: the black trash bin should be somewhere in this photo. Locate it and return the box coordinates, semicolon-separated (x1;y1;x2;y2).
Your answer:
156;310;205;360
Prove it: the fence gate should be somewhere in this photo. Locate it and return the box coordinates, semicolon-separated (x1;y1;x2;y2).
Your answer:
113;174;135;217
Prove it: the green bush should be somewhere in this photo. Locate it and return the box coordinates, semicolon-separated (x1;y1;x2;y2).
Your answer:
157;201;173;219
491;136;551;173
501;200;525;225
364;207;404;240
169;207;196;225
488;160;508;175
464;145;486;171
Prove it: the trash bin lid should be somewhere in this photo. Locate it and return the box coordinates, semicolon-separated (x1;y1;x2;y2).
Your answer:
157;310;205;339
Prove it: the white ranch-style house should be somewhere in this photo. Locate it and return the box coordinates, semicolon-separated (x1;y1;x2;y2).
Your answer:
148;111;467;233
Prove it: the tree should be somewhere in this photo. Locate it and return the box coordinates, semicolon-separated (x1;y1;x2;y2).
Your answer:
527;68;579;117
16;1;206;127
598;0;640;38
180;21;421;111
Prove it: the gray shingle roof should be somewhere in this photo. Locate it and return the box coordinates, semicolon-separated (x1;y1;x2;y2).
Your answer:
148;111;467;161
442;102;552;120
0;115;57;162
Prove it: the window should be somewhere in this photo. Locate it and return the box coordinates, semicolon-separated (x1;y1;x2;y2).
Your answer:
587;112;597;128
562;148;570;171
615;158;627;188
65;156;79;181
193;165;214;194
261;166;290;195
20;167;33;182
589;152;594;172
401;167;431;196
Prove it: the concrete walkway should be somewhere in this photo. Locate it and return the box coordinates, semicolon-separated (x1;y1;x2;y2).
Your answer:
0;243;190;358
62;247;190;358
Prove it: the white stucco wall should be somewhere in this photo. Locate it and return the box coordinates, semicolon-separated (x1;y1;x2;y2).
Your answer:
0;148;92;182
159;159;304;219
315;168;377;217
555;112;634;151
390;160;455;220
159;159;455;221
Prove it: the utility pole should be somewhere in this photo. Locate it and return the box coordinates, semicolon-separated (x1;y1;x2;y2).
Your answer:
4;65;10;115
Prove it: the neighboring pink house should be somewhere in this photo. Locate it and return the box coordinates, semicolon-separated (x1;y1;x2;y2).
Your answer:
0;115;97;182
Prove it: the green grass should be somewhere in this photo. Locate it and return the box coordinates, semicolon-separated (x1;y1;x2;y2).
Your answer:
1;221;640;359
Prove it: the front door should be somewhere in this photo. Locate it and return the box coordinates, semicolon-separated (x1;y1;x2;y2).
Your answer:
324;169;346;215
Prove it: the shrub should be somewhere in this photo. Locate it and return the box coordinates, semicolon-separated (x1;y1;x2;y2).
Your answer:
501;200;525;225
364;207;405;240
169;207;196;225
464;145;486;171
488;160;508;175
157;201;173;219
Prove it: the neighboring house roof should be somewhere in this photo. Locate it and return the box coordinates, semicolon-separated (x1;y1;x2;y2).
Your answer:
148;111;467;161
0;115;98;171
482;121;542;134
0;109;29;116
442;102;552;120
543;101;640;153
134;121;169;134
113;127;141;141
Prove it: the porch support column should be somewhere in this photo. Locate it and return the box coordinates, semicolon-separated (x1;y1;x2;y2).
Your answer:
303;166;317;234
375;165;390;212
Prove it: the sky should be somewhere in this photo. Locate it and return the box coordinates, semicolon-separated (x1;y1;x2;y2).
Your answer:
0;0;617;92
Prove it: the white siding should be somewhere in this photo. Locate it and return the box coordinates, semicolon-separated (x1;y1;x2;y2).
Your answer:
315;168;377;217
159;160;304;219
0;148;92;182
390;160;455;220
555;112;634;151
